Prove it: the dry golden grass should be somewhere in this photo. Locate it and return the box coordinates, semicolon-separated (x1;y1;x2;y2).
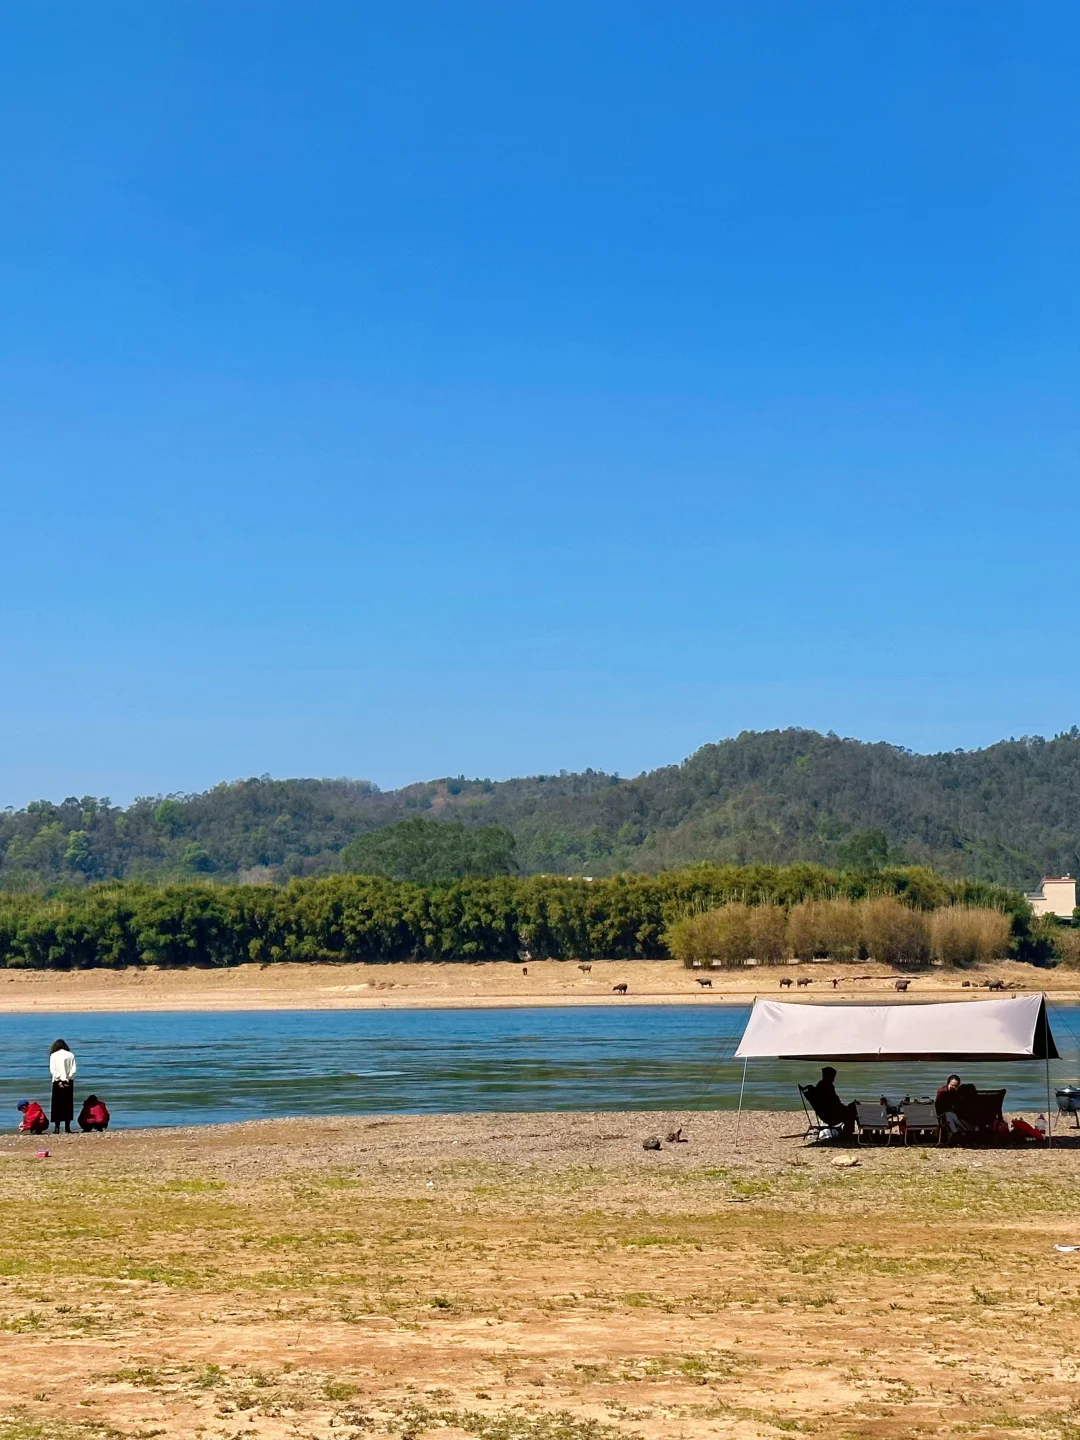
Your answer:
929;907;1013;967
667;898;1015;971
1049;928;1080;969
1;1111;1080;1440
788;900;861;963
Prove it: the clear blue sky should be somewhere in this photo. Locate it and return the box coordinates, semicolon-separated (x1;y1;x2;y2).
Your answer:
3;2;1078;806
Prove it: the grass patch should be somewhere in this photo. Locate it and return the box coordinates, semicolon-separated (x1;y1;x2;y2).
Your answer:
106;1367;163;1389
389;1405;633;1440
324;1379;359;1401
0;1419;122;1440
159;1179;226;1193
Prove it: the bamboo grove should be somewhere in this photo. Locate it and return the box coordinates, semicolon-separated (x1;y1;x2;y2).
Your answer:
0;864;1037;970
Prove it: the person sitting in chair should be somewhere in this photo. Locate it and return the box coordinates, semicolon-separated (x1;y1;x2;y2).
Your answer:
806;1066;857;1137
935;1074;979;1143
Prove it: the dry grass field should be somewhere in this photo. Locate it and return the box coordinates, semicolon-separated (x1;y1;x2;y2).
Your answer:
2;1111;1080;1440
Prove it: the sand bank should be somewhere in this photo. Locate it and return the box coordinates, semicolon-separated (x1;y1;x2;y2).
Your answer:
0;955;1073;1013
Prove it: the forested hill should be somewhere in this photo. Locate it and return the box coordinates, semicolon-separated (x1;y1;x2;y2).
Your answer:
4;727;1080;892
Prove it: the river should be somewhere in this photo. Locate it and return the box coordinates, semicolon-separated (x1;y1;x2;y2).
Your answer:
3;1004;1079;1129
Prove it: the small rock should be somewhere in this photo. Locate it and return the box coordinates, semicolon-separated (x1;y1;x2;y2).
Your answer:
642;1136;662;1151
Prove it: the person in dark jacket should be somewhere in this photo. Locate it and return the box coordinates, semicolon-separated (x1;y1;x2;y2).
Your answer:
806;1066;857;1136
935;1074;979;1142
77;1096;110;1132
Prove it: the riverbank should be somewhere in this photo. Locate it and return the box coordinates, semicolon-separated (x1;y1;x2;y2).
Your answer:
2;1108;1079;1440
0;955;1074;1012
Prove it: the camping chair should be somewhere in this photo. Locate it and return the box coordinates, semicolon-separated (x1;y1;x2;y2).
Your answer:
901;1101;941;1145
940;1089;1007;1145
972;1088;1007;1139
798;1085;834;1142
855;1101;898;1145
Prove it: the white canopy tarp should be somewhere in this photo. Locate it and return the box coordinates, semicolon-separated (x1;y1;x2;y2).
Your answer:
734;994;1058;1062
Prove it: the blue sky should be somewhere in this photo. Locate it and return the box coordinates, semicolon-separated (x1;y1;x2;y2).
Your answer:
3;2;1079;805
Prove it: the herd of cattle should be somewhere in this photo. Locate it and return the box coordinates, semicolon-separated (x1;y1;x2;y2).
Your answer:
517;953;1015;996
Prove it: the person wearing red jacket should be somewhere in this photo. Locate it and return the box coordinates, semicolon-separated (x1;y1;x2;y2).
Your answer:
17;1100;49;1135
77;1095;110;1132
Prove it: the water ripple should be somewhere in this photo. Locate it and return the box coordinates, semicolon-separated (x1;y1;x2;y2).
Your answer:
0;1005;1075;1129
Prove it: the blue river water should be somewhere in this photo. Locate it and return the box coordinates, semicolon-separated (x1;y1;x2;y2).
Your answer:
2;1004;1079;1129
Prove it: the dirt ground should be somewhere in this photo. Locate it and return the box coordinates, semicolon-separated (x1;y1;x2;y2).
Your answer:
0;957;1071;1013
3;1110;1080;1440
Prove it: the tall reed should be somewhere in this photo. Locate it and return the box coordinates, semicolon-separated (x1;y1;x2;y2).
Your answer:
747;903;789;965
665;903;754;968
928;906;1011;967
859;897;930;967
788;899;861;962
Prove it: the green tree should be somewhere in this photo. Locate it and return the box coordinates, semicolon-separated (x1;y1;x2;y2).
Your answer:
182;843;215;874
838;829;890;872
154;799;185;837
340;819;517;885
64;829;94;874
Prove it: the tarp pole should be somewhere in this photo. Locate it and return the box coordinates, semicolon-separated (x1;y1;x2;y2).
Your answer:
1045;1011;1053;1149
734;1056;749;1150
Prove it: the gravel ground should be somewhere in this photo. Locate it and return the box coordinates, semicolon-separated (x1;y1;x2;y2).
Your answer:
3;1106;1073;1187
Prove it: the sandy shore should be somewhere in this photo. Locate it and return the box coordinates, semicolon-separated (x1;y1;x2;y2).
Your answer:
3;1108;1079;1439
1;1104;1071;1171
0;955;1073;1012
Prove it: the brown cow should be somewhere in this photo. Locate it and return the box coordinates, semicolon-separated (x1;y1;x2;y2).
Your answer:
779;977;794;989
613;983;628;994
797;977;812;988
696;978;713;988
578;963;592;973
895;979;910;993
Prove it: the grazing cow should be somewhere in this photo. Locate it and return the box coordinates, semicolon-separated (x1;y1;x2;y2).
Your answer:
696;978;713;988
797;977;812;988
961;980;971;988
613;983;628;994
986;979;1005;991
894;978;910;993
578;963;592;973
779;977;793;989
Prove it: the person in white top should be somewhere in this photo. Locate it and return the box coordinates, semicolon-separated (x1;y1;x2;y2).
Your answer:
49;1039;76;1134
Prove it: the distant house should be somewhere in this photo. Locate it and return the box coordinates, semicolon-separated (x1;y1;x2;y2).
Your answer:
1024;875;1077;919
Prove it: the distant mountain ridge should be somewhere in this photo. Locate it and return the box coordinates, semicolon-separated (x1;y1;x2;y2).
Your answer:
4;727;1080;891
